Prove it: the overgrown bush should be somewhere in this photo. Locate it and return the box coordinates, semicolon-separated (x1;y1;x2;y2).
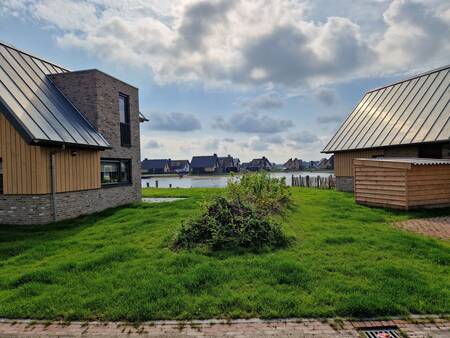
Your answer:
227;171;292;215
173;196;288;251
173;172;293;251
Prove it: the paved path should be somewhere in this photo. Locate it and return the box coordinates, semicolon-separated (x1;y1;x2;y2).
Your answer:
395;216;450;240
0;317;448;337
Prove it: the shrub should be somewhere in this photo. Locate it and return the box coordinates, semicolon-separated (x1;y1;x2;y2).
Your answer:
227;172;292;215
173;196;288;251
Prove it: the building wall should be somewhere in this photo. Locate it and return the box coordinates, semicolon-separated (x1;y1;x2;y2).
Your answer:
50;70;141;202
0;186;138;225
0;113;101;195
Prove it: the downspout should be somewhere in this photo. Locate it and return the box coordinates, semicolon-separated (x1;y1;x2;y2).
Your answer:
50;145;65;222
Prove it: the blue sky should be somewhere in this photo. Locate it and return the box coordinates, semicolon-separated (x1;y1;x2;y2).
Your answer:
1;0;449;163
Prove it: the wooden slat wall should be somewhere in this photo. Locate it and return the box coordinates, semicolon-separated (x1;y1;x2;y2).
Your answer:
406;165;450;207
0;112;101;194
354;162;408;209
334;149;385;176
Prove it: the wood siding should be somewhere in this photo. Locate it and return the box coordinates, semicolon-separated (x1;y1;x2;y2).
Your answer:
334;150;385;176
354;159;450;209
0;113;101;194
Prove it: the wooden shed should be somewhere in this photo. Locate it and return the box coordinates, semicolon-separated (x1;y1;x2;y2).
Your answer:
354;158;450;210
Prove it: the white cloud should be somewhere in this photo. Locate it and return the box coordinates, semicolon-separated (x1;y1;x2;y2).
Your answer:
212;112;294;134
4;0;448;88
237;91;284;111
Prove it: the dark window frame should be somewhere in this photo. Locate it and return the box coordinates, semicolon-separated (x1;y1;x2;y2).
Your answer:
0;158;3;194
101;158;132;187
119;93;131;147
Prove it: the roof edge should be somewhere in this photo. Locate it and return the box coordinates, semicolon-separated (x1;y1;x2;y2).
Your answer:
366;64;450;94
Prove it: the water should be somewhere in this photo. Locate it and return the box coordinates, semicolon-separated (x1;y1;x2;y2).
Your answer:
142;171;334;189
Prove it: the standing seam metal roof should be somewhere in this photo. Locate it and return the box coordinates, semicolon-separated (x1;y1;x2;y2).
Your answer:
0;42;110;149
323;65;450;153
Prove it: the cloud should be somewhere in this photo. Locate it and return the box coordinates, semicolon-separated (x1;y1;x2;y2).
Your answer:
238;91;284;111
223;137;235;143
6;0;448;89
145;139;162;148
316;114;344;124
287;131;319;147
213;112;294;134
204;138;220;151
315;88;337;106
147;111;201;131
241;135;286;151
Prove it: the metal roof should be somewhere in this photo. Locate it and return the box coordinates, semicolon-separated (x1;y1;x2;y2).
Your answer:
191;155;219;168
323;65;450;153
356;157;450;165
141;159;170;170
0;42;110;149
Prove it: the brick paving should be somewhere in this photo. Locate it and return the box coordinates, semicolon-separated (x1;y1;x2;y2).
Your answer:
0;317;448;337
395;216;450;240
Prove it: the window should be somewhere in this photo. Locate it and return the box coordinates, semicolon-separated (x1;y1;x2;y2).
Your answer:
101;159;131;186
0;159;3;194
119;94;131;147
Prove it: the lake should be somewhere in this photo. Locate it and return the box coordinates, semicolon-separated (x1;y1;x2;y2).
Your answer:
142;171;334;188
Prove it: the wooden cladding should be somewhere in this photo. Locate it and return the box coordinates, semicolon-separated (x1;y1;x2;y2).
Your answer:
354;159;450;210
0;113;101;194
334;149;384;176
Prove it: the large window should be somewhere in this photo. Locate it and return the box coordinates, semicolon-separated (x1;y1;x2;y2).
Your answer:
101;159;131;186
119;94;131;147
0;159;3;194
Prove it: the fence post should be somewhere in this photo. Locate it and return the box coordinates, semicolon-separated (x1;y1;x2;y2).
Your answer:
155;180;159;188
306;175;309;187
146;182;149;188
291;174;294;186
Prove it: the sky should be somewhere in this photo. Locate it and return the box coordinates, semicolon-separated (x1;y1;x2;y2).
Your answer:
0;0;449;163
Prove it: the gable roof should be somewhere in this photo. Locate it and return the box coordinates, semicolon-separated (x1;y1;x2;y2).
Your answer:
323;65;450;153
191;155;219;168
142;159;170;170
171;160;189;169
0;42;110;149
249;157;271;167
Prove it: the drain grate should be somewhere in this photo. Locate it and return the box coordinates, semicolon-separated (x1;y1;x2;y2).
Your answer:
358;327;403;338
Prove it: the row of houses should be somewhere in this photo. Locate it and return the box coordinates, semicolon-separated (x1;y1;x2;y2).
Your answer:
283;156;334;171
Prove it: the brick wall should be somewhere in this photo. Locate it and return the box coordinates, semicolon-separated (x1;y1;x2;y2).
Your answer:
0;186;140;225
336;177;354;192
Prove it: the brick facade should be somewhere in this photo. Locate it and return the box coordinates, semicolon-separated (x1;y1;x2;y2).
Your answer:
336;176;354;192
0;187;140;225
0;70;142;225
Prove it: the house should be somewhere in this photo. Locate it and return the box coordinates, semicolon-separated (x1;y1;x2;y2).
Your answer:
246;157;272;171
0;42;144;224
190;154;220;174
218;155;240;173
284;158;302;171
170;160;190;174
318;156;334;170
322;65;450;192
141;159;171;175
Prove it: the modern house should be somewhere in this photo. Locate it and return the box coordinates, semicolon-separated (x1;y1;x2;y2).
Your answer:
218;155;240;173
170;160;190;174
0;42;144;224
190;154;220;174
245;157;272;171
323;65;450;192
141;159;171;175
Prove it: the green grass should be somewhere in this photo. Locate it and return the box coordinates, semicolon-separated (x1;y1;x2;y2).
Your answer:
0;188;449;321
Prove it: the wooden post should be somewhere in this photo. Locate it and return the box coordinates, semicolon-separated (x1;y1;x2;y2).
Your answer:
306;175;310;187
291;174;294;186
317;175;320;188
155;180;159;188
146;182;150;188
169;183;172;188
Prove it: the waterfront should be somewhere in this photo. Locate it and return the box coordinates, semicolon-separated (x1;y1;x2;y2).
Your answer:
141;171;334;188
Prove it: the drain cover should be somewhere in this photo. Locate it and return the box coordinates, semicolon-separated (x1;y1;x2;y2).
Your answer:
359;327;402;338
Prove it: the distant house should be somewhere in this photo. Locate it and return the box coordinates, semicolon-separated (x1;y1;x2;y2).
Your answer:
170;160;190;174
322;65;450;192
218;155;240;173
284;158;302;171
190;154;220;174
141;159;171;174
246;157;272;171
318;156;334;170
0;41;145;225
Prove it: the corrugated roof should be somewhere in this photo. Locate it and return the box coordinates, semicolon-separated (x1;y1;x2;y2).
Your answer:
356;157;450;165
0;42;110;149
323;65;450;153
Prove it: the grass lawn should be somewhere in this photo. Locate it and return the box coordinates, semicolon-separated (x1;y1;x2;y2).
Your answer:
0;188;449;321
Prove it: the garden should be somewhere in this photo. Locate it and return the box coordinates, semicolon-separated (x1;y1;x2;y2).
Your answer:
0;174;449;321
